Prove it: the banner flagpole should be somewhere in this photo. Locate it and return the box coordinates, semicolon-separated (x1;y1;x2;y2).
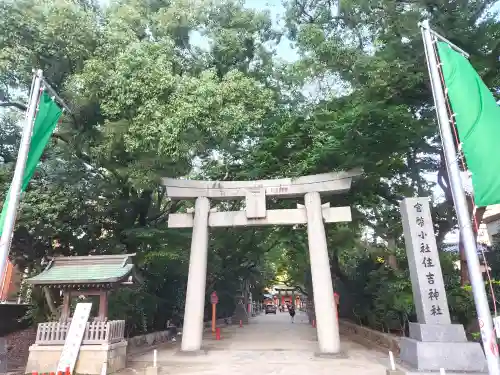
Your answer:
420;20;500;375
0;69;43;293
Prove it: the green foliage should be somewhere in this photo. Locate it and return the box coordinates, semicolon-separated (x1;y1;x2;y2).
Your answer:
337;247;478;333
364;265;414;331
0;0;280;332
447;285;475;328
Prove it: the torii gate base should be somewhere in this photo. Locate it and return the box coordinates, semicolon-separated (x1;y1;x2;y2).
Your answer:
163;170;361;355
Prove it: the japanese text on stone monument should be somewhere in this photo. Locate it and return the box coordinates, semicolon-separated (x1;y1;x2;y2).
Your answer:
400;198;451;325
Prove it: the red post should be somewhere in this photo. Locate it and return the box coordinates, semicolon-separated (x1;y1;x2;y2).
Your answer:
239;320;243;327
211;303;216;333
312;319;316;328
215;327;221;340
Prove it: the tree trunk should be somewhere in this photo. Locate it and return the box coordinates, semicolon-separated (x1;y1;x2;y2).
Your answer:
387;237;399;270
304;269;315;323
43;286;59;319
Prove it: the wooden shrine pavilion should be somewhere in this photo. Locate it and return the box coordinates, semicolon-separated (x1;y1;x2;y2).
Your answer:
25;254;140;375
26;253;141;321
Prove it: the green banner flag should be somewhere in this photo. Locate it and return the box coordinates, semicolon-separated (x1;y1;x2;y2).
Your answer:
437;41;500;207
0;92;63;235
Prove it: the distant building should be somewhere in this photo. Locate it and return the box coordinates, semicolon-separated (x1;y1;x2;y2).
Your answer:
441;222;491;275
483;204;500;246
264;284;304;308
441;241;489;254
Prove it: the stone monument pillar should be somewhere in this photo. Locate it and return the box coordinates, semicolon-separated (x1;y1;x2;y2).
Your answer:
399;197;486;372
304;191;340;355
181;197;210;352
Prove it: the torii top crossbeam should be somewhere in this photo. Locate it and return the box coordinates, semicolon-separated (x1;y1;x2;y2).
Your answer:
162;169;362;200
162;170;362;228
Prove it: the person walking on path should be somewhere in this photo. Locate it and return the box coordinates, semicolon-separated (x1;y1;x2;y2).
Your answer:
288;303;296;323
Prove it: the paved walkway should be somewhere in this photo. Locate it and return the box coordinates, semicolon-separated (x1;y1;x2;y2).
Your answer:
125;311;389;375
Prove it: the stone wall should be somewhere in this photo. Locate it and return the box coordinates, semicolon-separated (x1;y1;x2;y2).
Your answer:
127;328;177;351
339;319;401;354
0;304;30;336
127;317;232;353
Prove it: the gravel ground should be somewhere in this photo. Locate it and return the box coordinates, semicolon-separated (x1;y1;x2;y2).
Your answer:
5;328;37;372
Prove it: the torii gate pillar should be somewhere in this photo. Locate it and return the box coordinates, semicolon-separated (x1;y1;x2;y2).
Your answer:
305;191;340;353
180;197;210;352
163;169;361;354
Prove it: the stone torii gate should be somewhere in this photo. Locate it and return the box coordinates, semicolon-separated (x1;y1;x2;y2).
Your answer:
163;170;361;355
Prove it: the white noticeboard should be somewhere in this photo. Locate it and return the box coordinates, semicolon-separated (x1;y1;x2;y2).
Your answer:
56;303;92;374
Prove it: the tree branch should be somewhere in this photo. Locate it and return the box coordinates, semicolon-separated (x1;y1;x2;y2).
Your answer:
263;238;282;254
330;251;349;284
0;101;27;111
52;133;125;183
148;201;179;224
437;152;453;202
361;217;388;242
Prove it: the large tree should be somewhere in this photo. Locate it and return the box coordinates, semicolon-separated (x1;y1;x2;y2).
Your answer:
1;0;498;332
0;0;281;329
278;0;500;284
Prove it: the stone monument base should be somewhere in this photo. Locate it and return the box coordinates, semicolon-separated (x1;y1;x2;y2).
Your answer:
400;323;486;373
396;363;486;375
25;340;127;375
232;303;249;325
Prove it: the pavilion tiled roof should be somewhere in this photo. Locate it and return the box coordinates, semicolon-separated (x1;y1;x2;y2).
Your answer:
27;254;138;288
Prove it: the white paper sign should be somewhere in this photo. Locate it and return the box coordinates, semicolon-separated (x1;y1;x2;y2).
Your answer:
56;303;92;374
